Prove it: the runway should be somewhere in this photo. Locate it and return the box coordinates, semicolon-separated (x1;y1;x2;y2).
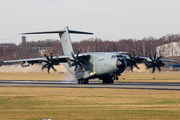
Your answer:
0;80;180;90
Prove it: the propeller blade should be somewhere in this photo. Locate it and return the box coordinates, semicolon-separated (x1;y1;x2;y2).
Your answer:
77;50;80;59
130;65;133;72
50;52;53;60
69;59;75;62
133;50;135;59
134;64;140;69
80;65;83;72
157;65;161;72
157;56;162;61
44;54;50;61
47;65;51;74
147;66;150;69
51;64;57;72
128;53;132;59
42;63;48;70
72;62;77;66
68;58;75;67
56;54;59;59
139;52;142;56
154;53;156;60
71;52;76;60
152;66;156;73
74;65;78;72
149;54;153;62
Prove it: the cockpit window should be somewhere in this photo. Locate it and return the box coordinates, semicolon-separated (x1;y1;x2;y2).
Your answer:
116;54;123;58
112;55;124;58
111;55;116;58
119;55;123;57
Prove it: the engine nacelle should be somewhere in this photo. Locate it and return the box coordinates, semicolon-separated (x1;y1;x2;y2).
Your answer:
21;61;30;67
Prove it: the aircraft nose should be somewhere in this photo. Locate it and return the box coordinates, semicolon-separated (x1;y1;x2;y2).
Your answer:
116;58;126;69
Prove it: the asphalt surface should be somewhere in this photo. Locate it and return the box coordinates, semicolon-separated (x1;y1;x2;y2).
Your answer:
0;80;180;90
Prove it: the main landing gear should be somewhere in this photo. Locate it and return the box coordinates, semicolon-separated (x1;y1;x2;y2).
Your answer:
102;74;119;84
102;77;114;84
78;79;89;84
77;74;120;84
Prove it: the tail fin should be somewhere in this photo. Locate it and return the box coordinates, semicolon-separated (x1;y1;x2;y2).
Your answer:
59;26;74;55
58;26;93;55
22;26;93;55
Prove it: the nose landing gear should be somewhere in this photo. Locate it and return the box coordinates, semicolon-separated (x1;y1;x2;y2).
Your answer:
112;74;119;81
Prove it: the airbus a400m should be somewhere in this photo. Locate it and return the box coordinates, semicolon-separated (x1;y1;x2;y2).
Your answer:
4;26;177;84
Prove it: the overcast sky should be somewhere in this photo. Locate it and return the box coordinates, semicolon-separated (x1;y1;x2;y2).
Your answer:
1;0;180;44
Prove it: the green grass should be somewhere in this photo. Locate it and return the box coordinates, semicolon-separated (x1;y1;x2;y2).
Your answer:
0;87;180;120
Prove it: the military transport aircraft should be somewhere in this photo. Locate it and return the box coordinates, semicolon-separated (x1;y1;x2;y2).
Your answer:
4;26;177;84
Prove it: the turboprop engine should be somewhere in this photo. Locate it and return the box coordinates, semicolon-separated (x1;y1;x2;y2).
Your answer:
41;52;59;73
145;53;165;73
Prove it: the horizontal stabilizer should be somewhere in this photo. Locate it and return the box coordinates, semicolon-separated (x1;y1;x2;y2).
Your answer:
69;30;93;35
21;30;66;35
21;30;93;35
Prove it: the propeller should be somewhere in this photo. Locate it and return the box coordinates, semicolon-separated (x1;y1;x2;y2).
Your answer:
42;51;58;74
148;53;162;73
68;51;84;72
128;49;141;72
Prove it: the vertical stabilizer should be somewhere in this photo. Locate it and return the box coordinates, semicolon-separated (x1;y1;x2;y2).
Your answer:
59;26;74;55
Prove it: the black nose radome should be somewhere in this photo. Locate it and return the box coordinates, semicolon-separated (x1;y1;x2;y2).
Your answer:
116;59;125;69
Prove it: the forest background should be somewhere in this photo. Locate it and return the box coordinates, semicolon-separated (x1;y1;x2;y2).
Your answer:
0;34;180;66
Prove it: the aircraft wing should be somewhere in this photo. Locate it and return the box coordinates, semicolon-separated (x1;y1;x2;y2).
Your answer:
122;54;177;63
4;54;90;64
4;56;68;64
144;57;177;63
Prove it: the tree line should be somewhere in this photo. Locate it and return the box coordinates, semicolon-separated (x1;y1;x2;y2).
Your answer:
0;34;180;62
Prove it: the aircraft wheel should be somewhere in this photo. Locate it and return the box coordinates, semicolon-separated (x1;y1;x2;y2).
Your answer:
81;79;84;84
106;78;111;84
78;79;88;84
115;74;118;80
106;79;111;84
102;78;107;84
109;77;114;84
84;79;89;84
103;77;114;84
103;80;106;84
78;79;83;84
111;80;114;84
